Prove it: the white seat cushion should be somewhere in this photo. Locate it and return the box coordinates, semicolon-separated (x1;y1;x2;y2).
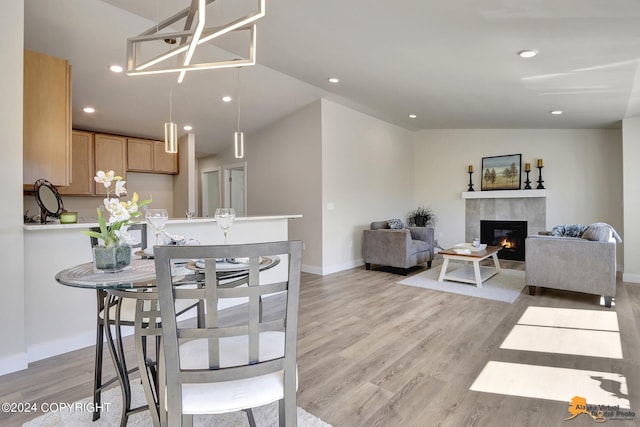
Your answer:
100;296;197;323
99;296;137;323
168;331;297;414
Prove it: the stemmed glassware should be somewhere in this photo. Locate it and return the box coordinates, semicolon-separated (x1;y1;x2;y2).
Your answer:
214;208;236;244
145;208;169;247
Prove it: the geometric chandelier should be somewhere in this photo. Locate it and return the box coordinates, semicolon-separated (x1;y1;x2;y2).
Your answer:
126;0;265;83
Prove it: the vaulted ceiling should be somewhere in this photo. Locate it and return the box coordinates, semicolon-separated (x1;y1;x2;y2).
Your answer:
24;0;640;156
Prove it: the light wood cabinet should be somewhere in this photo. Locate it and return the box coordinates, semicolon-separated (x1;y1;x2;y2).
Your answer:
94;134;127;195
23;49;72;187
127;138;178;174
127;138;154;171
153;141;179;174
59;131;95;196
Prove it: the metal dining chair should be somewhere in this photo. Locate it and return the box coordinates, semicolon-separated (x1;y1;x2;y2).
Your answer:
153;241;303;427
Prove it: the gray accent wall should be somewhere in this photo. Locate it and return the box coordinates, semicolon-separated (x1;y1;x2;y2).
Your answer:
465;197;546;242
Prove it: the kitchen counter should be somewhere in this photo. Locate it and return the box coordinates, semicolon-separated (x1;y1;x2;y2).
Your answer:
23;214;302;231
22;214;302;363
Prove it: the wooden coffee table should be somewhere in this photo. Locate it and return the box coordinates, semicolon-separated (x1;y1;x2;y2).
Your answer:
438;245;502;288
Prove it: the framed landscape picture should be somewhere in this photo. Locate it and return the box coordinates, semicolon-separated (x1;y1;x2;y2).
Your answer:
481;154;522;190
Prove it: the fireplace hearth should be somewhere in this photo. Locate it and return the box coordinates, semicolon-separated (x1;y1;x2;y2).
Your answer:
480;220;528;261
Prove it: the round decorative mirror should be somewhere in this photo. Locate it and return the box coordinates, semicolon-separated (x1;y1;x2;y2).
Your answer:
34;179;64;223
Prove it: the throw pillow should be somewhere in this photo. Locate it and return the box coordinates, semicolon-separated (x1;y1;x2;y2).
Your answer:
582;223;622;243
582;225;612;242
550;224;588;238
388;218;405;229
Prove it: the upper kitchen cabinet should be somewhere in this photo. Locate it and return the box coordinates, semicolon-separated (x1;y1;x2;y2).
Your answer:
58;130;95;196
94;134;126;195
23;49;72;187
127;138;178;174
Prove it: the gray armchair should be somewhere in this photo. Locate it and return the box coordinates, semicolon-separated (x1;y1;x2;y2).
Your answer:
363;220;434;274
525;234;616;307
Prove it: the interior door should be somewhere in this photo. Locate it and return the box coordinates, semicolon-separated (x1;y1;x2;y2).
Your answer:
230;168;245;216
223;163;246;216
200;169;220;217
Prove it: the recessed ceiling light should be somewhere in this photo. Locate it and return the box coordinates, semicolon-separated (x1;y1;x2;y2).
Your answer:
409;114;417;119
222;96;232;102
109;65;123;73
518;50;537;58
328;77;340;84
83;107;95;114
550;110;564;115
184;125;193;131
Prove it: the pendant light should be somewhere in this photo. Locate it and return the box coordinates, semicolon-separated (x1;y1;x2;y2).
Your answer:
165;85;178;153
234;68;244;158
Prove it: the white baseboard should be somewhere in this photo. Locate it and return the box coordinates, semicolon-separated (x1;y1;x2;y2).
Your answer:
0;352;28;376
26;329;125;363
622;272;640;284
302;259;364;276
301;264;323;275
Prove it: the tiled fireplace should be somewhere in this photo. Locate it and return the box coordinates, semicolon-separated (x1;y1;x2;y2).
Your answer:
464;190;546;261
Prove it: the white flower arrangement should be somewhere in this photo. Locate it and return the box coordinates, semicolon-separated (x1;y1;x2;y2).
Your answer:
83;170;152;247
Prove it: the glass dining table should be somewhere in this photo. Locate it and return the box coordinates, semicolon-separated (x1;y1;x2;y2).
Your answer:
55;255;280;427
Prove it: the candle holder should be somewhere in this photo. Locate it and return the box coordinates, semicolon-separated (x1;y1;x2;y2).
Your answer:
467;171;475;191
524;170;532;189
536;166;545;189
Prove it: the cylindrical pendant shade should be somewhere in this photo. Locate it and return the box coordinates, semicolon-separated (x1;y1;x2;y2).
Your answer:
164;122;178;153
234;131;244;158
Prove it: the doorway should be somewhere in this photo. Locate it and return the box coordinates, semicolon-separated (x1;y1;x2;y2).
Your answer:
223;163;246;216
200;168;221;217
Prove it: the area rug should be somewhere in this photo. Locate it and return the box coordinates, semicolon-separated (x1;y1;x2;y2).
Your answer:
397;266;526;303
24;381;331;427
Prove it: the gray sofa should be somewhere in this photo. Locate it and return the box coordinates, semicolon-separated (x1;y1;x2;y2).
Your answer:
362;220;434;274
525;234;616;307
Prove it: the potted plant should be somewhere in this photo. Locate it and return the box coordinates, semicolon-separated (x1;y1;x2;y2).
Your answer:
408;206;437;227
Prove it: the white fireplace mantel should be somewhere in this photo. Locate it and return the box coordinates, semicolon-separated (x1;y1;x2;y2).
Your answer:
462;189;547;199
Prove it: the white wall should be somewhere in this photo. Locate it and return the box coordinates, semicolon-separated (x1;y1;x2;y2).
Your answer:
24;172;174;221
321;99;415;274
622;118;640;282
244;101;323;271
173;133;196;217
0;0;26;375
414;129;624;267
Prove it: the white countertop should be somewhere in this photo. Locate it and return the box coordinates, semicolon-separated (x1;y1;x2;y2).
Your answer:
23;214;302;231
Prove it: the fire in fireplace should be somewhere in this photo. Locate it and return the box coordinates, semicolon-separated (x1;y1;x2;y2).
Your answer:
480;220;528;261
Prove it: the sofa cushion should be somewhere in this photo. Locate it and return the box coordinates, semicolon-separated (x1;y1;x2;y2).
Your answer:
388;218;405;229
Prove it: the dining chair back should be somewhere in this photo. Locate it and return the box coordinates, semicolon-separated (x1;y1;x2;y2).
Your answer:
154;241;303;427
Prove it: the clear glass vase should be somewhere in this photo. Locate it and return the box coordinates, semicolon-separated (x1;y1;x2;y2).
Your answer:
92;245;131;272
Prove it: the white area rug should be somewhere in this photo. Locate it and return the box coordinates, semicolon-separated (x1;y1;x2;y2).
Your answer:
24;381;331;427
397;266;526;303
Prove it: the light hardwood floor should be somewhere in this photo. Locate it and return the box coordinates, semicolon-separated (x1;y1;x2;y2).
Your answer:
2;257;639;426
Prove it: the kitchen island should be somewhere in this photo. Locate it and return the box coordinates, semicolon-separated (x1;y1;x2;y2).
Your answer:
23;215;301;363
